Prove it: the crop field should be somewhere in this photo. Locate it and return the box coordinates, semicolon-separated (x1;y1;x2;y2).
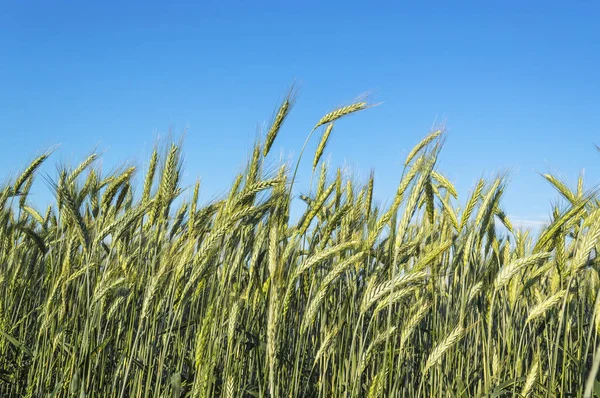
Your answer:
1;96;600;397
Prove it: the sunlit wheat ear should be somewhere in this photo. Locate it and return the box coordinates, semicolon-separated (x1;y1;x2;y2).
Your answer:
365;171;374;213
535;198;589;252
368;155;425;243
18;175;35;208
298;182;335;236
431;170;457;198
404;129;443;166
158;144;181;211
520;356;539;397
23;205;44;224
396;157;436;241
142;149;158;204
68;153;98;184
492;348;501;379
460;178;484;230
472;178;502;230
101;166;136;212
96;200;153;243
13;152;49;194
312;101;368;131
367;368;388;398
187;179;200;238
312;321;343;369
571;209;600;274
467;281;483;304
432;184;459;230
542;173;577;204
360;271;426;314
495;208;513;233
0;186;11;209
294;240;360;278
526;290;566;323
399;301;430;351
424;325;466;373
494;252;551;290
264;100;289;157
373;286;417;314
227;300;240;346
313;123;334;171
357;326;397;376
246;141;262;186
264;87;297;157
194;304;214;370
57;184;90;250
301;252;365;332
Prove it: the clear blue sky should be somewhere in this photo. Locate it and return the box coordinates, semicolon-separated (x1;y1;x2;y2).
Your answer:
1;1;599;228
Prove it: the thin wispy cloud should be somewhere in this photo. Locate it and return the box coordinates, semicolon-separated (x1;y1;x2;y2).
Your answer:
509;216;549;231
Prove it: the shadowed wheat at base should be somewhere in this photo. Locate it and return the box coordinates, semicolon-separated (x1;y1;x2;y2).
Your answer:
1;93;600;397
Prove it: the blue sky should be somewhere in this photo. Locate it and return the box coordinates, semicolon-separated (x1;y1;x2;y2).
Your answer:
1;1;599;228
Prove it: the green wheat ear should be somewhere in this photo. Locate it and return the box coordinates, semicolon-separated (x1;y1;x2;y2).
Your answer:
313;123;334;171
312;101;368;130
13;152;49;194
263;86;297;157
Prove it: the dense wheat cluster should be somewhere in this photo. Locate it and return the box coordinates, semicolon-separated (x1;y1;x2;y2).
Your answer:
1;95;600;397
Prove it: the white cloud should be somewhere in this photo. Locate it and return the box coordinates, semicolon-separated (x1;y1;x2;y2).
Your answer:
509;216;549;231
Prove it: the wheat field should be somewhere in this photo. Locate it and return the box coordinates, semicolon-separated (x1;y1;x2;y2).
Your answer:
1;94;600;397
